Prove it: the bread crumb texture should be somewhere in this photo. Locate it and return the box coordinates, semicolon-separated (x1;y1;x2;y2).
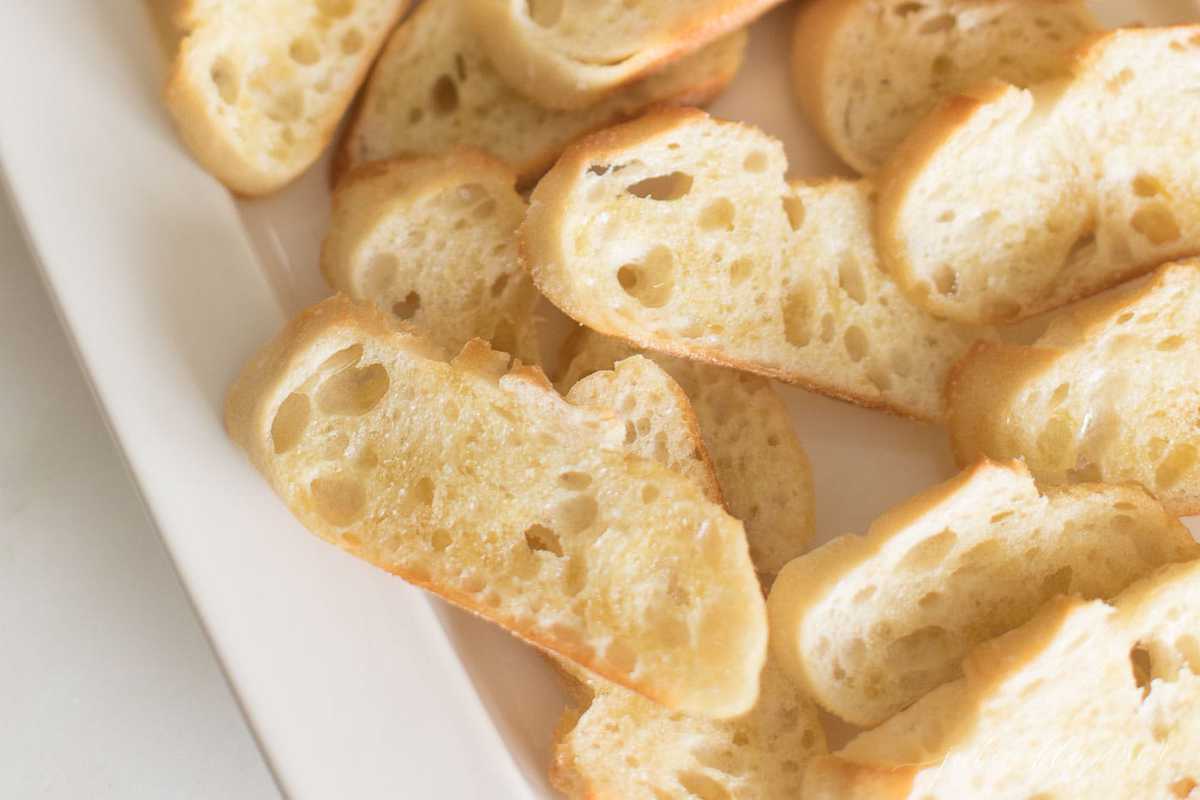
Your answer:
225;296;767;718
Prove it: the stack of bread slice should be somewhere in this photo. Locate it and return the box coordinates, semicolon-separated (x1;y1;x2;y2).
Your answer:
196;1;1200;797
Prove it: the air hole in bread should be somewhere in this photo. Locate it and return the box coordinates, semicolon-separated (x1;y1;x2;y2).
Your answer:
265;86;305;123
781;196;805;231
354;445;378;470
289;36;320;65
677;769;732;800
616;248;675;308
902;528;957;569
392;291;421;320
319;344;363;374
210;57;239;104
1156;444;1197;488
310;475;366;526
1169;778;1198;798
316;362;389;416
270;392;311;454
526;0;564;27
408;107;424;124
489;273;510;298
782;288;814;347
1107;68;1135;93
410;476;435;506
1133;174;1166;198
819;313;836;344
888;626;952;663
1177;635;1200;674
838;257;867;304
431;75;459;115
641;484;660;504
429;529;451;551
931;54;954;79
362;253;397;296
1130;644;1153;699
564;558;588;595
918;591;941;608
524;523;563;556
556;494;598;534
699;198;735;231
867;363;892;392
990;510;1016;524
454;54;467;81
1132;203;1182;245
1158;335;1186;352
919;13;956;34
625;172;694;201
341;28;364;55
624;421;637;444
743;151;768;173
559;471;592;490
491;319;517;355
1049;382;1071;407
844;326;869;362
473;198;497;220
729;258;752;287
317;0;355;16
894;2;925;16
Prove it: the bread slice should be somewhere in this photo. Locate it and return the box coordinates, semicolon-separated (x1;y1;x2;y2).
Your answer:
321;150;539;363
876;26;1200;324
564;355;723;506
768;459;1200;728
165;0;408;195
552;657;826;800
947;259;1200;516
558;327;814;577
462;0;782;111
335;0;746;187
793;0;1096;174
521;107;991;422
803;559;1200;799
225;296;767;718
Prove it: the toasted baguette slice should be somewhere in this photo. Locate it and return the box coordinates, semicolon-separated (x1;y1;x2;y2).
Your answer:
793;0;1096;174
522;107;990;421
877;26;1200;323
225;296;767;717
947;259;1200;516
165;0;408;195
768;459;1199;727
804;559;1200;799
462;0;781;111
335;0;746;186
558;328;814;576
321;151;539;362
565;355;723;505
553;657;826;800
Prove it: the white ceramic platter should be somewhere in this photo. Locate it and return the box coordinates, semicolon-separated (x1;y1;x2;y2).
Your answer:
0;1;1195;797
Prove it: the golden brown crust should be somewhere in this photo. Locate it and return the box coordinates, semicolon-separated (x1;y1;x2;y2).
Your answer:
165;1;410;196
466;0;783;111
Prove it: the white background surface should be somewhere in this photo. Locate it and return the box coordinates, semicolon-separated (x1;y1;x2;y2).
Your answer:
0;193;278;798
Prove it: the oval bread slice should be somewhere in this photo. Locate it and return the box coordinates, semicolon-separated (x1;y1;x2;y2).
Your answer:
793;0;1095;174
877;26;1200;323
225;296;767;718
321;150;540;362
335;0;746;186
462;0;782;110
558;327;815;577
165;0;408;195
947;259;1200;517
521;107;991;421
768;459;1200;727
804;559;1200;799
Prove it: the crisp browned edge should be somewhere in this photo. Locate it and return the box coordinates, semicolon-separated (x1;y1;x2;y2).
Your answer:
790;0;871;174
467;0;786;112
520;106;951;423
331;4;747;189
874;25;1200;324
225;295;765;718
943;261;1200;516
320;147;520;290
164;0;411;197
